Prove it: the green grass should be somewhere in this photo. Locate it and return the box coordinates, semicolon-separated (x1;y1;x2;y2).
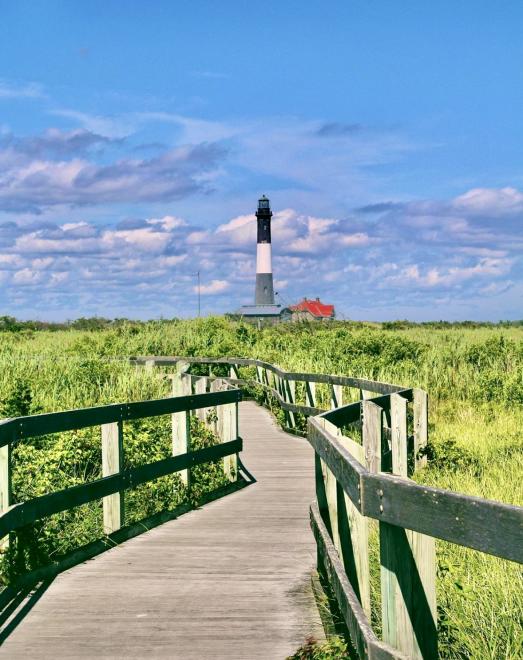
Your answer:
0;317;522;657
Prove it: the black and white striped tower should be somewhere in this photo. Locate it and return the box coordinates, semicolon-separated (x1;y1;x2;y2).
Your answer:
255;195;275;305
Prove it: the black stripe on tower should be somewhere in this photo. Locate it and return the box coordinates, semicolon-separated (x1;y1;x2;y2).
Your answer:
256;195;272;243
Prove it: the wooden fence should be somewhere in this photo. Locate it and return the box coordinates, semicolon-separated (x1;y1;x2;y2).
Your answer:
133;356;523;660
0;381;243;590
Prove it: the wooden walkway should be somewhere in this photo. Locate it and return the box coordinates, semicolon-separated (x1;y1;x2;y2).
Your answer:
0;402;324;659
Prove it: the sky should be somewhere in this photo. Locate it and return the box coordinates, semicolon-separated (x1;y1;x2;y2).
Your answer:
0;1;522;321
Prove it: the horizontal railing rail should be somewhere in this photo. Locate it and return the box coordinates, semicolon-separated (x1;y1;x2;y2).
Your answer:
137;356;523;660
131;355;405;394
0;439;241;538
0;389;240;446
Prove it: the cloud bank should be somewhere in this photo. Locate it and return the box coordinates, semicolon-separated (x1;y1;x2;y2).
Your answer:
0;128;227;213
0;184;521;320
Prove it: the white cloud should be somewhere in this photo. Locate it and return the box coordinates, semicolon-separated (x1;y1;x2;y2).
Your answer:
197;279;230;295
31;257;54;269
0;254;23;267
157;255;187;267
60;221;91;232
101;228;171;253
340;232;370;246
15;233;100;254
0;80;44;99
147;215;187;231
12;268;43;285
186;230;210;245
50;109;134;139
453;187;523;216
49;272;69;286
385;258;512;289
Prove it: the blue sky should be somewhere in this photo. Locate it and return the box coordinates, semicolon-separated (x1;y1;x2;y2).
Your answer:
0;1;522;320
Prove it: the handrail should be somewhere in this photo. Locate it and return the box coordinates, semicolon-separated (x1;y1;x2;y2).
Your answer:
131;355;406;394
0;389;240;445
138;355;523;660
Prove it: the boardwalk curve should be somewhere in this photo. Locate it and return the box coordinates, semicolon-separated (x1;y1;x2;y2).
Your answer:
0;402;324;659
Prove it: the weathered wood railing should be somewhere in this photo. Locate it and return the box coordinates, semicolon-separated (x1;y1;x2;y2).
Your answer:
134;356;523;660
0;383;243;588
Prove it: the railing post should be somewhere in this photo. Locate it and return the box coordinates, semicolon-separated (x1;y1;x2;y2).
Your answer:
316;410;372;619
101;420;124;534
362;399;382;473
359;388;372;401
256;365;267;405
316;418;339;553
216;381;238;482
380;393;437;659
228;399;239;481
171;367;191;488
413;389;428;470
0;438;11;549
263;369;271;402
305;380;316;408
229;364;239;381
339;431;371;619
330;383;343;410
285;378;296;428
209;378;224;435
193;376;207;422
318;392;346;561
260;368;270;406
145;358;155;371
275;373;281;399
390;393;408;477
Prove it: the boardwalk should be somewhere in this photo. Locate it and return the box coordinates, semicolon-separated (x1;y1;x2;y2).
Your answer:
0;402;324;659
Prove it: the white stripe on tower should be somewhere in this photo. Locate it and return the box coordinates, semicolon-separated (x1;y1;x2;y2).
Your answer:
256;242;272;274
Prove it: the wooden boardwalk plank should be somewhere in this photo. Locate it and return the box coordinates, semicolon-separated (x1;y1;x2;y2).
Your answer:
0;402;324;659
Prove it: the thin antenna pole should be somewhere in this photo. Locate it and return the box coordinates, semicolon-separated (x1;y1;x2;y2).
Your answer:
197;271;201;317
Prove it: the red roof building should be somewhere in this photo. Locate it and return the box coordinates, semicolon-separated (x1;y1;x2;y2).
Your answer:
290;297;335;321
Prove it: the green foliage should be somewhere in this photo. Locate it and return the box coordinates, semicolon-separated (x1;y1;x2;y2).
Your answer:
0;378;36;417
287;636;349;659
0;317;521;657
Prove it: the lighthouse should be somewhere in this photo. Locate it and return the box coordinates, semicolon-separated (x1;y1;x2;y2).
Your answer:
255;195;275;305
235;195;292;325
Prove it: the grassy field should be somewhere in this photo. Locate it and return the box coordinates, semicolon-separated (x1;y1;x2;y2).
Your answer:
0;317;522;658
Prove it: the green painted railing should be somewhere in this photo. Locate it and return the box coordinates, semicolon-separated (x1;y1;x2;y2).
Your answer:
134;356;523;660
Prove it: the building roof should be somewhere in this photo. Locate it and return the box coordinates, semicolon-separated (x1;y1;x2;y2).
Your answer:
290;298;335;318
237;304;289;317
